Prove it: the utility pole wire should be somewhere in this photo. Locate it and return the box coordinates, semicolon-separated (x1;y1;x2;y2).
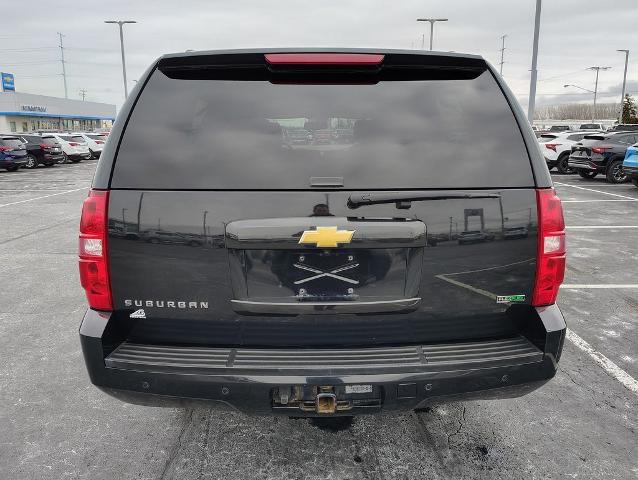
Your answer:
499;35;507;76
587;66;611;123
57;32;68;99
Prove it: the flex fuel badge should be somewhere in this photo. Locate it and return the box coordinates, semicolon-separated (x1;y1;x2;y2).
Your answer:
496;294;526;304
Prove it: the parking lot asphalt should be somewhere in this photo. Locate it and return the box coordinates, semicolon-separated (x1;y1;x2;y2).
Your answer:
0;164;637;480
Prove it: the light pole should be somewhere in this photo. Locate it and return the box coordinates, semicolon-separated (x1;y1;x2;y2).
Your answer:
416;18;448;51
528;0;542;124
104;20;137;100
617;50;629;123
564;83;597;122
588;66;611;123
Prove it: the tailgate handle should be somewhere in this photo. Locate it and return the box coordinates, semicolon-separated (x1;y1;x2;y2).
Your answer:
347;191;501;209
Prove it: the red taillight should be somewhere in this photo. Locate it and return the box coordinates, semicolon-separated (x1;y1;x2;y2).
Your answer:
544;143;560;151
69;142;79;147
0;146;10;152
79;190;112;310
39;144;50;150
95;140;104;144
532;189;566;306
591;146;610;154
265;53;385;65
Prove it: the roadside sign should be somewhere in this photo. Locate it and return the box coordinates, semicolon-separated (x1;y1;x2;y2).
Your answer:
1;72;15;91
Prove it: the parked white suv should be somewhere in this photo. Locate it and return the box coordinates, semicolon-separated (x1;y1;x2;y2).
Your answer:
51;133;91;163
74;132;108;159
538;131;593;174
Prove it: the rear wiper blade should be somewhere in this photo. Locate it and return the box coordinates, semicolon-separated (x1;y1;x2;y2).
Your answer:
347;191;501;209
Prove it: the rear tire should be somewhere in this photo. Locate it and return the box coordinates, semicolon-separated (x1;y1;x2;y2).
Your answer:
89;149;96;159
631;178;638;188
578;170;597;179
556;153;574;174
24;154;38;169
606;160;628;183
61;153;69;164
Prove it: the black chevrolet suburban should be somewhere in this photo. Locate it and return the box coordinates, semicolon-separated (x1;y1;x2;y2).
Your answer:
79;49;567;416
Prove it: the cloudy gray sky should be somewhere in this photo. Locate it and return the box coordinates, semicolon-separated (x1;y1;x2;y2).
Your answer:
2;0;636;113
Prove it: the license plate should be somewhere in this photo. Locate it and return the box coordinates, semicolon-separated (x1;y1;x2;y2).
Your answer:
345;384;373;394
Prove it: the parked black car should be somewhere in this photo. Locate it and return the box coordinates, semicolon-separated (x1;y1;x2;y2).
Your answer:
15;134;64;168
568;132;638;183
608;124;638;132
0;135;28;171
78;49;566;416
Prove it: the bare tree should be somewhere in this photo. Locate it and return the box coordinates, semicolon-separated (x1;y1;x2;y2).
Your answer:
534;103;620;120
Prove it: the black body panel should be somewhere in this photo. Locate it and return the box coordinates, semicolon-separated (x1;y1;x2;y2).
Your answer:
82;49;563;413
108;189;538;347
79;305;565;415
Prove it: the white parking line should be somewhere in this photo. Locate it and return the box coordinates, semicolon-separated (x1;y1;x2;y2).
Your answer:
562;284;638;289
566;330;638;395
554;182;638;200
565;225;638;229
0;187;88;208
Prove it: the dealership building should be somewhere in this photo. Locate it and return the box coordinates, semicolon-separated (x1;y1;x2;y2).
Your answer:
0;91;116;134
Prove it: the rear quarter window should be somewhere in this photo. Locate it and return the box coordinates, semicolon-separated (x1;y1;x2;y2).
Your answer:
111;65;534;190
1;138;24;148
40;137;58;145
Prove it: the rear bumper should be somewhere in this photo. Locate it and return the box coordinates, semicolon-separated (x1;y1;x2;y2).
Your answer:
568;157;603;172
0;158;27;168
80;305;566;415
43;153;63;163
67;152;91;160
622;165;638;178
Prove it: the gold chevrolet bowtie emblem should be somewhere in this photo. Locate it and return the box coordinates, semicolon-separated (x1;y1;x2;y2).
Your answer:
298;226;355;248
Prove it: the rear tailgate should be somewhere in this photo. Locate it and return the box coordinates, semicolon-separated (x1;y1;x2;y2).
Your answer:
571;136;607;158
105;52;540;347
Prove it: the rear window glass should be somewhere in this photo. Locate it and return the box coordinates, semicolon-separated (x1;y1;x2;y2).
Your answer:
112;68;534;189
539;135;557;142
40;137;57;145
1;138;24;148
87;134;107;140
579;124;599;130
59;135;85;143
566;134;585;141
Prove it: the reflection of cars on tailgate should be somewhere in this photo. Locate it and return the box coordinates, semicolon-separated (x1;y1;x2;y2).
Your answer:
457;230;495;245
140;230;203;246
504;226;529;239
283;128;312;145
